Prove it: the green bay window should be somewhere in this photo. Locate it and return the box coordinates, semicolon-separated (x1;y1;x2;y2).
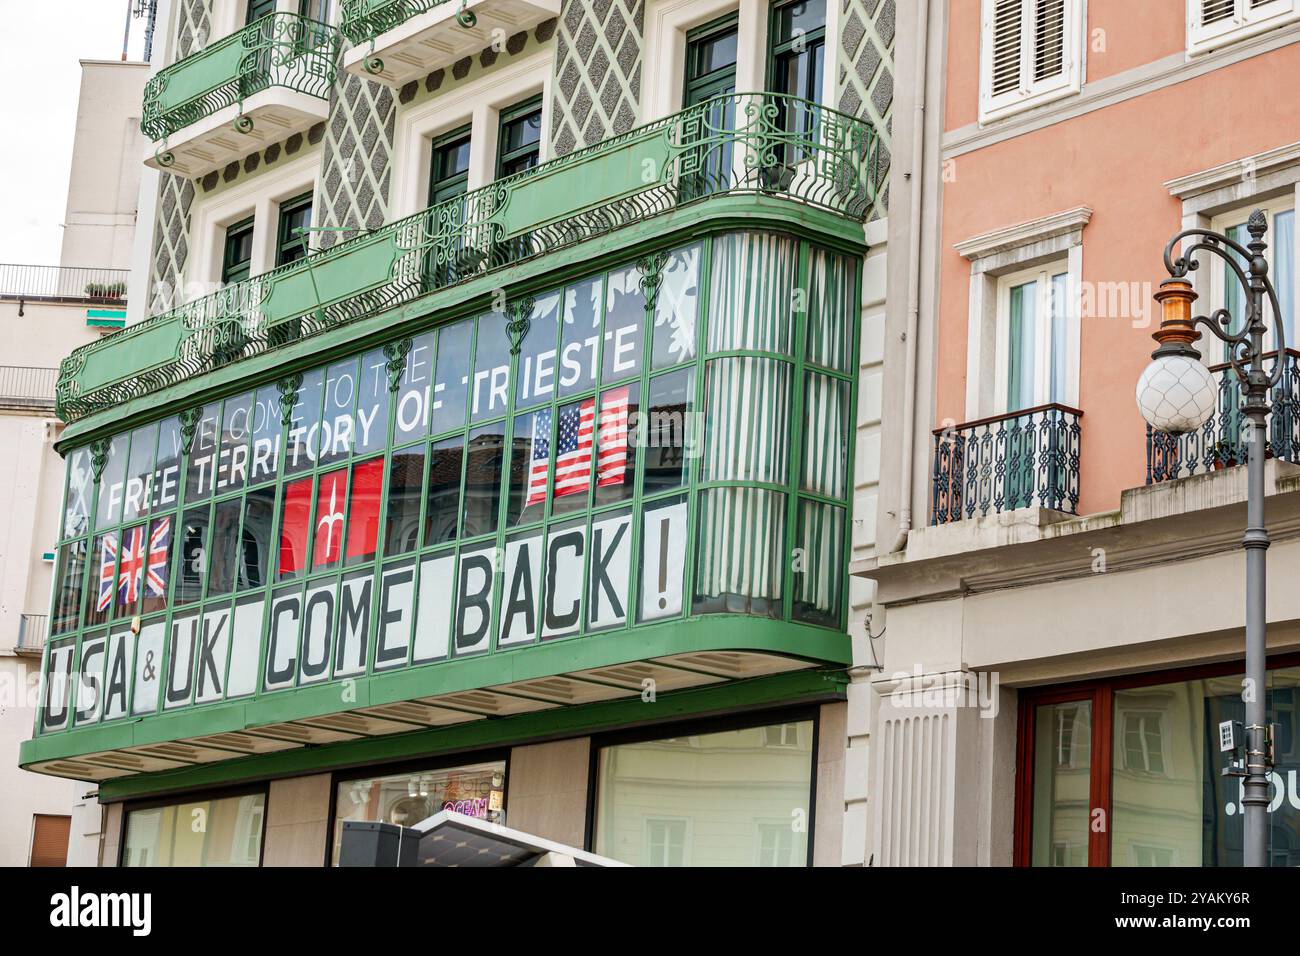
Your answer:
37;229;858;741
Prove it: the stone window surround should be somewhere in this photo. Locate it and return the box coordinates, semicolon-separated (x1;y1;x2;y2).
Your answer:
1167;141;1300;350
955;205;1091;420
187;149;322;297
388;48;553;222
640;0;838;123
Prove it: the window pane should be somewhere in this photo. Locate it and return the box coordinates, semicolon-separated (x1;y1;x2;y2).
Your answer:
384;446;425;555
394;332;435;443
248;385;281;486
801;372;849;498
354;348;390;456
122;423;158;522
643;368;694;494
319;358;357;467
286;368;324;474
515;292;561;409
707;233;796;354
138;515;175;616
1030;699;1092;867
507;411;547;526
123;792;265;867
51;541;87;635
693;486;785;617
806;247;854;373
593;381;638;507
278;475;314;579
330;761;506;865
701;356;791;485
462;423;505;537
312;467;349;570
651;244;700;370
470;314;512;423
154;416;185;509
239;485;276;590
603;265;645;384
219;391;253;496
62;447;94;540
345;456;384;566
207;498;242;596
85;532;116;627
559;278;602;397
424;436;464;545
430;322;471;435
594;721;813;866
550;398;593;516
1276;209;1295;349
793;499;843;627
1049;272;1070;404
1007;279;1037;412
96;434;128;529
175;506;210;605
185;404;220;504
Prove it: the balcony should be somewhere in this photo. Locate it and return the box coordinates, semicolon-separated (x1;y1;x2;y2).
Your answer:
16;614;47;656
0;367;58;412
141;13;340;178
59;93;879;424
0;264;129;305
1147;350;1300;483
932;404;1083;524
340;0;560;88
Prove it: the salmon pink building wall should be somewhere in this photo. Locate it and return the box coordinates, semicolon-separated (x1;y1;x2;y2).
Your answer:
937;12;1300;516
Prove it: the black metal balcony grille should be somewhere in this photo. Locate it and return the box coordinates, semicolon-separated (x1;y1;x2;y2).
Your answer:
932;403;1084;524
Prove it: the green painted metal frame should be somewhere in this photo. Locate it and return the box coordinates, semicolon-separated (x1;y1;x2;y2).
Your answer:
61;93;878;424
89;668;846;802
140;13;340;144
29;219;861;774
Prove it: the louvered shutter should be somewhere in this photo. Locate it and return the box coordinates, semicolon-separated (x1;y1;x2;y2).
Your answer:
990;0;1023;96
1189;0;1299;53
30;814;70;867
1032;0;1067;84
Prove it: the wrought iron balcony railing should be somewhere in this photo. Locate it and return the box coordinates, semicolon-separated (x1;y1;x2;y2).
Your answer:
932;403;1084;525
59;92;879;423
1146;349;1300;483
16;614;47;653
0;264;128;303
141;13;340;142
0;367;58;409
339;0;453;45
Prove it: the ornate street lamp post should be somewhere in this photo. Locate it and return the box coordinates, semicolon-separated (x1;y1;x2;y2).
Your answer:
1135;209;1283;867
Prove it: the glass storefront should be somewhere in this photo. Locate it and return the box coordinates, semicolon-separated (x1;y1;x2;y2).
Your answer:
329;760;506;865
122;790;265;867
38;230;858;738
593;718;815;867
1025;663;1300;866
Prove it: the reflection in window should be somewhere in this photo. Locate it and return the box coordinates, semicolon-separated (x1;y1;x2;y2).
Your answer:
122;792;265;867
643;368;693;493
51;541;87;635
1030;700;1091;867
424;436;464;545
176;507;210;605
463;423;506;537
385;447;425;555
330;761;506;865
594;721;813;866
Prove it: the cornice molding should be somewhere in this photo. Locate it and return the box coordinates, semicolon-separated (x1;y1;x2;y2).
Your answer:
1164;140;1300;200
954;206;1093;262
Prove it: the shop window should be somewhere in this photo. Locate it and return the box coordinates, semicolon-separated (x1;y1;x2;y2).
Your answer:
593;717;814;867
122;790;265;867
979;0;1084;123
1020;664;1300;866
329;760;506;865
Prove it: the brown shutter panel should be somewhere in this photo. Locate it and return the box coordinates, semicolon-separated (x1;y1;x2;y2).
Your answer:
30;814;71;867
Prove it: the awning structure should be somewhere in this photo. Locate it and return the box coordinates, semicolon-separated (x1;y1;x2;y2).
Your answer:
340;810;625;867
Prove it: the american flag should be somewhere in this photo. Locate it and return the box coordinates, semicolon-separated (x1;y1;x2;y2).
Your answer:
527;387;630;506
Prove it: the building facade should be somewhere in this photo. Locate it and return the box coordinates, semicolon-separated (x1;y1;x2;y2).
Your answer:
24;0;896;867
2;58;148;866
862;0;1300;866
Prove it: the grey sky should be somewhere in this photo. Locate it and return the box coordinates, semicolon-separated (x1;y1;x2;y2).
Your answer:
0;1;147;266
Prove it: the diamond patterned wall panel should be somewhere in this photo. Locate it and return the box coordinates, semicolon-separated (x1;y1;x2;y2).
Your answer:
837;0;894;216
550;0;645;156
316;71;396;250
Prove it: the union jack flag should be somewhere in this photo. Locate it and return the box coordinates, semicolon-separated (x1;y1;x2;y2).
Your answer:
110;519;171;610
96;533;119;613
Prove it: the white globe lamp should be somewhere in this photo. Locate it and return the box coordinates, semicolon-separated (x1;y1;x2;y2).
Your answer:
1135;279;1217;435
